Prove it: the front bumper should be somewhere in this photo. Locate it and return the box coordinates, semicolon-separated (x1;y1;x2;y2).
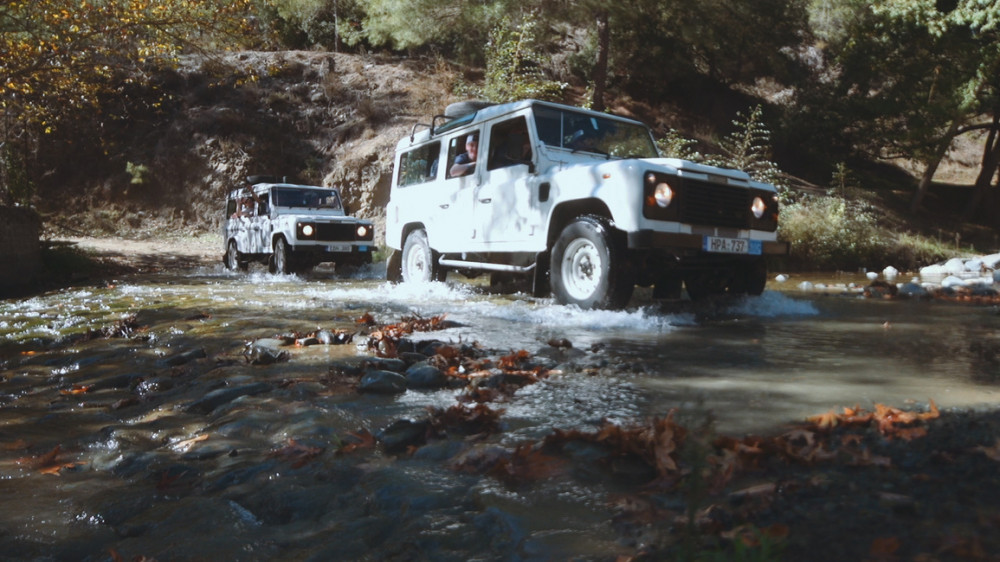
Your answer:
627;230;789;256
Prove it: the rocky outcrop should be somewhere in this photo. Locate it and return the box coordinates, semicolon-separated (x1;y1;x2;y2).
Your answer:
0;206;41;295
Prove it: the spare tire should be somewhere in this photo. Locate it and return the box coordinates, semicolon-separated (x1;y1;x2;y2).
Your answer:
444;100;493;118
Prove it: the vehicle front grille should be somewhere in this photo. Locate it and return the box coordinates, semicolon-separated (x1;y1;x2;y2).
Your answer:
314;223;358;241
680;179;749;229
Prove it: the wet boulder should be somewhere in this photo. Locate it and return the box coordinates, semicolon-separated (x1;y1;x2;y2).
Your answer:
863;280;898;299
404;363;449;389
244;340;290;365
184;382;272;415
161;347;207;367
366;357;408;373
92;372;147;391
135;377;174;397
359;370;407;394
897;282;930;299
315;329;354;344
399;351;429;366
377;418;431;453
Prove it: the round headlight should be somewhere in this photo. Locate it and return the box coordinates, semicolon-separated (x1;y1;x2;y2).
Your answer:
356;225;369;238
653;183;673;208
302;224;314;237
751;196;766;219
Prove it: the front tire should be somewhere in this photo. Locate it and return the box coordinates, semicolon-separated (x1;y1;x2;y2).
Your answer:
727;258;767;296
401;229;444;282
551;216;633;309
271;236;292;275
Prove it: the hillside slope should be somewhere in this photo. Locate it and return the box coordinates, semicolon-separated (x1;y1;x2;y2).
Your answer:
38;50;462;245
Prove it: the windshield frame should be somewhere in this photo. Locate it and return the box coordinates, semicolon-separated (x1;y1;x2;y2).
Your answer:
531;105;659;159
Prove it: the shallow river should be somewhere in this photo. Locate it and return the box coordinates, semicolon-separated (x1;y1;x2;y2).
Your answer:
2;264;998;560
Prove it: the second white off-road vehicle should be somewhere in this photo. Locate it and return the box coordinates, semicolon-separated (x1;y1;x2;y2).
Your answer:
222;177;374;274
385;100;787;309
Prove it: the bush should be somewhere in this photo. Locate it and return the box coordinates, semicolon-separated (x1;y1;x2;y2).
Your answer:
470;12;566;103
779;194;886;270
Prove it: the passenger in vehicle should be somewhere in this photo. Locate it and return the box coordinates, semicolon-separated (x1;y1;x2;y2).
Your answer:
450;135;478;177
232;196;254;218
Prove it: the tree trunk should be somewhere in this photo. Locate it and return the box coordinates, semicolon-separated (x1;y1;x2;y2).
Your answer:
910;117;962;213
590;10;609;113
961;113;1000;221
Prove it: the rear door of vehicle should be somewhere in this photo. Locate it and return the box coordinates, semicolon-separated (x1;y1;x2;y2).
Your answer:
431;129;482;252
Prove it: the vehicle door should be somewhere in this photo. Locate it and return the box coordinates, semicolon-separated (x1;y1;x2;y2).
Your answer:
431;130;482;252
392;140;443;247
227;189;256;253
251;188;272;253
477;116;543;248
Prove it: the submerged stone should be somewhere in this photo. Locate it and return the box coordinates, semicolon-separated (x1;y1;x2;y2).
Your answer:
359;370;406;394
404;363;449;389
184;382;272;415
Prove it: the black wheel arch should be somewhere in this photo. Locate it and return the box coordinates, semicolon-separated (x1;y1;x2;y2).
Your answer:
545;199;614;249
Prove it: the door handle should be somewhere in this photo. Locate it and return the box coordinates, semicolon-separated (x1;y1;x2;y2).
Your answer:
479;198;492;204
439;204;450;209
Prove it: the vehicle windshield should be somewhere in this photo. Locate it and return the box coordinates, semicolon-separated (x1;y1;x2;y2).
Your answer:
272;187;342;210
532;106;659;158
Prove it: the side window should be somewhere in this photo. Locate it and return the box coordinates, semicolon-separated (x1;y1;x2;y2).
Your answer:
447;131;479;179
257;191;270;216
487;117;532;171
397;141;441;188
230;190;256;218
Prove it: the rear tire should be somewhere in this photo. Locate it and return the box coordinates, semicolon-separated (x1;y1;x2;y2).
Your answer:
551;216;633;309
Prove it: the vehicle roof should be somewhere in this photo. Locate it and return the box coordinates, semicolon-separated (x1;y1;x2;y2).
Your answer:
227;183;337;199
397;99;650;150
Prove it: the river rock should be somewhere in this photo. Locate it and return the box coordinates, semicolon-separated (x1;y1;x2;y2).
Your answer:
404;363;449;389
897;282;930;298
244;340;289;365
377;418;431;452
135;376;174;396
161;347;207;367
92;372;147;391
367;357;408;373
359;370;407;394
399;351;429;366
184;382;273;414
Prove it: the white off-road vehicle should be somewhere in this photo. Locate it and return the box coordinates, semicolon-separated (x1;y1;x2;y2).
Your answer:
222;176;374;274
385;100;787;309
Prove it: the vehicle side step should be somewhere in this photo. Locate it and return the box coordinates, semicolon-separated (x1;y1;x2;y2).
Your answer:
438;258;535;274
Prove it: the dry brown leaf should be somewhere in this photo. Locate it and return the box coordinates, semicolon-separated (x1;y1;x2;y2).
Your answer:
59;385;92;395
973;438;1000;462
869;536;901;557
172;434;209;452
807;410;839;430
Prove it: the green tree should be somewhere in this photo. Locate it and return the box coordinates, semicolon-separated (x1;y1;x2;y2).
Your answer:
476;12;566;103
810;0;1000;214
347;0;500;60
0;0;261;203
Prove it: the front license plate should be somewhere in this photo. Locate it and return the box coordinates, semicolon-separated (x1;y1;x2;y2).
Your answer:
326;244;351;252
703;236;762;255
